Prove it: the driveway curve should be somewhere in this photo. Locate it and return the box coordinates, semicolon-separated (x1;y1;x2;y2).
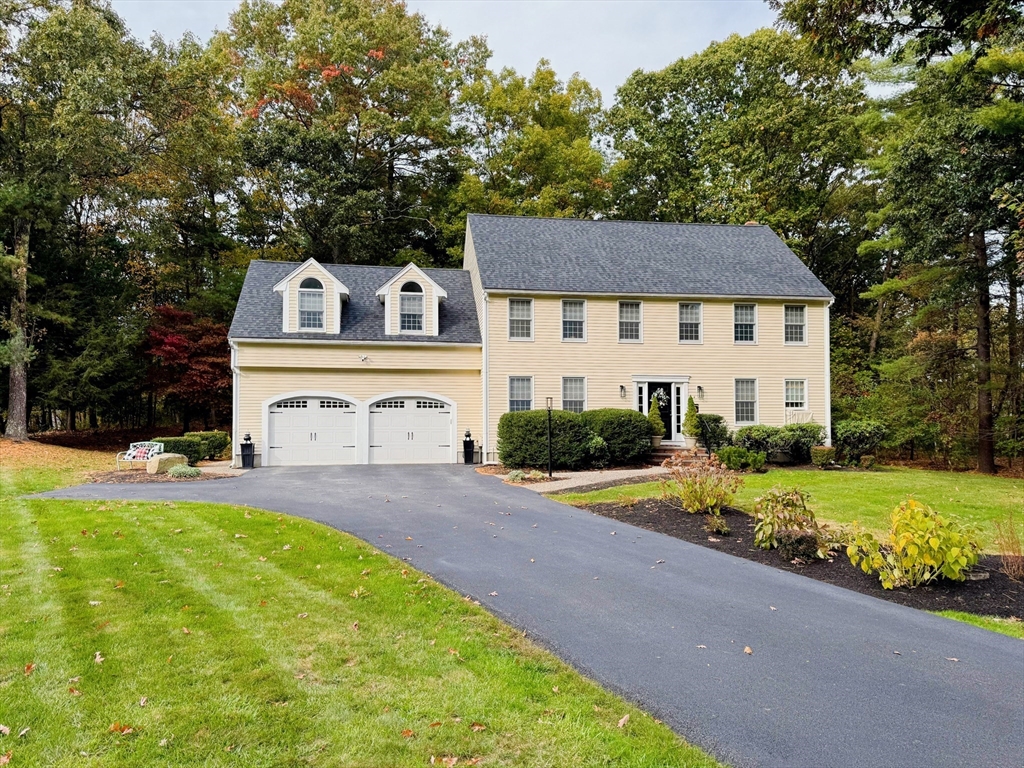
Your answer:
38;465;1024;768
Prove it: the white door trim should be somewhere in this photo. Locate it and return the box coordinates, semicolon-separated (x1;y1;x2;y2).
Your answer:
632;376;691;443
365;390;459;464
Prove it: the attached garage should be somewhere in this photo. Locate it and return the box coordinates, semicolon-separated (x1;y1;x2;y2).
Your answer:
267;397;357;466
369;397;453;464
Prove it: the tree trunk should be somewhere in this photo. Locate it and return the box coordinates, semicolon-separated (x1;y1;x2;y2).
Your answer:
974;231;996;474
88;407;98;430
4;227;31;442
868;251;895;358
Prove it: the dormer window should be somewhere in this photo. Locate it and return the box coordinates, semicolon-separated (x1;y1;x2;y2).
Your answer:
298;278;324;330
399;282;424;332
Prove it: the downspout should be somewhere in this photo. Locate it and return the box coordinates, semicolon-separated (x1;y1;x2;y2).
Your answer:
229;340;240;467
824;300;833;447
481;292;489;462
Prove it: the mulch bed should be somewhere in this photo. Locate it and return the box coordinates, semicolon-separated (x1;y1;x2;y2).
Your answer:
87;470;234;484
579;497;1024;619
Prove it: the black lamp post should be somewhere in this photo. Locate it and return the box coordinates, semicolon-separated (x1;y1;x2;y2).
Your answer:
546;396;553;478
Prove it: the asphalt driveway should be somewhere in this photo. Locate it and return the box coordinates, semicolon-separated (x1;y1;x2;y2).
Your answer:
38;465;1024;768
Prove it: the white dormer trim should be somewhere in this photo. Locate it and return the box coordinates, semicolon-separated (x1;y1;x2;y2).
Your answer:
375;263;447;337
272;258;350;334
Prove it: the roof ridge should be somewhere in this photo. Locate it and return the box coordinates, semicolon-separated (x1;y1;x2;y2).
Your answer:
248;259;466;272
467;213;767;228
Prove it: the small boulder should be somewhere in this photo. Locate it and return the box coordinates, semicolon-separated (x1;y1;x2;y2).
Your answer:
148;453;187;475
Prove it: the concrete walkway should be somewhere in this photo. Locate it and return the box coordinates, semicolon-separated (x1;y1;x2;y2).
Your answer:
36;466;1024;768
506;465;668;493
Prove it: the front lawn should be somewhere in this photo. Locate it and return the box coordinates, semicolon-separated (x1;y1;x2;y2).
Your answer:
552;466;1023;549
0;443;718;767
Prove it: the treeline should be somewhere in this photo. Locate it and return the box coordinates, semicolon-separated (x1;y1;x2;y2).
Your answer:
0;0;1021;472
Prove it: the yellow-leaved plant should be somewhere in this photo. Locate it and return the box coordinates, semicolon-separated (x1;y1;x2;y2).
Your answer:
846;499;980;589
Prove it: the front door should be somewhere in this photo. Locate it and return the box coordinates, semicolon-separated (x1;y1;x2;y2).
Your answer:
636;380;687;442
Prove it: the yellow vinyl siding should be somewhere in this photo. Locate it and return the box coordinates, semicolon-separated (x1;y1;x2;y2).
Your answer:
285;262;337;333
235;342;481;456
483;294;828;458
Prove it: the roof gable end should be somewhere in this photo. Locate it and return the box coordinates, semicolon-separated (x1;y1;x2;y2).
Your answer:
375;262;448;302
272;258;350;298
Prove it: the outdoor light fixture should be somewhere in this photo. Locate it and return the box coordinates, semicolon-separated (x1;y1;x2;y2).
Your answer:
619;385;627;398
545;397;554;478
697;385;705;399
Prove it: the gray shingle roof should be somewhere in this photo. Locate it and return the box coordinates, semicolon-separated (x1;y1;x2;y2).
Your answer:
229;261;481;344
468;214;833;299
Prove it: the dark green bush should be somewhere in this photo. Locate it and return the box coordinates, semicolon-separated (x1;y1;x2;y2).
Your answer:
694;414;731;454
860;454;877;469
185;430;231;459
587;434;610;468
152;436;205;465
580;408;652;465
835;420;887;462
497;410;594;470
810;446;836;468
735;425;779;454
771;423;824;463
716;446;766;471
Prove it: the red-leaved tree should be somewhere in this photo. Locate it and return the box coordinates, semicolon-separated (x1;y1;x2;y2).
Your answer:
145;306;231;432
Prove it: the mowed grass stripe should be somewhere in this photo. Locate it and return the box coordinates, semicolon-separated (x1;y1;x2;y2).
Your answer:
8;493;718;767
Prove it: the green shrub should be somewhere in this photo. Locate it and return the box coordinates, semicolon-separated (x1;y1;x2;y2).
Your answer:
771;423;823;463
185;430;231;459
694;413;731;454
846;499;980;589
586;434;610;468
716;446;766;472
859;454;877;469
834;420;887;463
752;487;834;560
152;436;205;466
497;410;594;470
810;446;836;468
506;469;527;483
704;514;731;535
735;425;779;454
683;396;700;437
660;455;742;515
168;464;202;479
580;408;652;465
648;394;666;437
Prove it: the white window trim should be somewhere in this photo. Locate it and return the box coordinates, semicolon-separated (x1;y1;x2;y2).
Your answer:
561;298;588;343
784;378;809;411
618;300;644;344
733;302;758;346
297;287;326;333
784;304;808;346
734;377;759;426
507;297;534;342
677;301;703;345
399;285;426;336
561;376;587;412
507;375;534;412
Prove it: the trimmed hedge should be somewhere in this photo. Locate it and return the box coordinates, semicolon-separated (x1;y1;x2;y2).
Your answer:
497;410;595;470
579;408;652;465
694;413;731;454
152;436;206;466
185;430;231;460
716;446;766;471
734;425;777;454
735;423;824;463
810;445;836;468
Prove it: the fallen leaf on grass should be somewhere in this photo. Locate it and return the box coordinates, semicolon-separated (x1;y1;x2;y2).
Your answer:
139;697;147;707
16;729;28;739
24;663;34;676
401;729;415;738
182;627;191;635
282;545;291;551
94;652;104;664
552;686;559;693
114;581;124;589
351;621;359;631
258;556;267;562
617;714;629;728
108;723;133;735
470;722;486;732
88;601;101;607
69;687;82;696
234;534;248;539
429;721;442;728
0;725;9;736
297;613;308;619
0;751;10;765
744;646;753;655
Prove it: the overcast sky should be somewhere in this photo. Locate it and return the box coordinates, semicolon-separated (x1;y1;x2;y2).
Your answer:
110;0;778;103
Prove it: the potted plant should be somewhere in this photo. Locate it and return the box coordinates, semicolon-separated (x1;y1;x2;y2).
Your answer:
682;395;700;450
648;392;667;447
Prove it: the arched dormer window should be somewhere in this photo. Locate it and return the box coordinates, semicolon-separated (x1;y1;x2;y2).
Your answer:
298;277;324;330
399;281;424;332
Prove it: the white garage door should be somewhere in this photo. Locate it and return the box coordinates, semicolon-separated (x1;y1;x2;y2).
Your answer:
369;397;452;464
267;398;357;466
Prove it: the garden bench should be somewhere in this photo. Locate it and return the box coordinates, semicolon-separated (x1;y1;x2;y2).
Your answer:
116;441;164;470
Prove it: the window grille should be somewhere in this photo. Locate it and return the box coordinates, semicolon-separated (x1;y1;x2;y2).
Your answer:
784;305;805;344
509;377;532;411
619;302;641;341
562;377;585;413
679;303;701;342
734;304;756;343
784;380;806;409
735;379;757;423
509;299;533;339
562;300;585;340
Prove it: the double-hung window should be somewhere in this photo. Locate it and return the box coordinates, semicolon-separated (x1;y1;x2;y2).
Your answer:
735;379;757;424
508;298;533;340
508;377;533;412
784;305;806;344
562;299;586;341
678;302;702;343
619;301;642;342
399;281;424;332
734;303;756;343
298;277;325;330
562;377;586;413
785;379;806;409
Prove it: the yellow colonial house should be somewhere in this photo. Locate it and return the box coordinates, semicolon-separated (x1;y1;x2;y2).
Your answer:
228;215;834;467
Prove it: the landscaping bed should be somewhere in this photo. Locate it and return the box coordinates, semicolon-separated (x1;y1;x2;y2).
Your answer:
87;470;234;484
578;497;1024;619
